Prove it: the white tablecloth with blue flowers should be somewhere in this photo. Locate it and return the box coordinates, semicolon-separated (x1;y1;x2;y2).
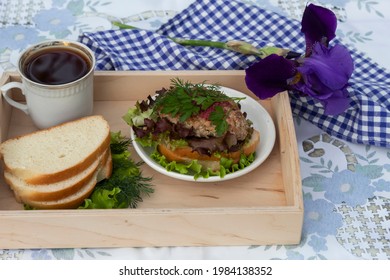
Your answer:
0;0;389;260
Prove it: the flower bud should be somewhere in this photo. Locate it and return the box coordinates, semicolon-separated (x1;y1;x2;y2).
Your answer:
226;40;260;55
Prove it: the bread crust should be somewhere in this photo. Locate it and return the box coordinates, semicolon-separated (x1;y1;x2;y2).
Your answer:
97;149;113;181
5;148;111;202
0;115;111;185
12;150;112;209
24;177;97;209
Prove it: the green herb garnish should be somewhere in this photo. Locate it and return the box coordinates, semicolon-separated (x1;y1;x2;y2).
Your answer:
154;79;244;135
79;131;154;209
209;105;229;136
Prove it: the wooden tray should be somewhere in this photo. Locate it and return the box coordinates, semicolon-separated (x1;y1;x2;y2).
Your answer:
0;71;303;249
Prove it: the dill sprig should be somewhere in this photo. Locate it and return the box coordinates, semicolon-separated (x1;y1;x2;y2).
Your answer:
96;172;153;209
109;136;131;154
79;131;154;209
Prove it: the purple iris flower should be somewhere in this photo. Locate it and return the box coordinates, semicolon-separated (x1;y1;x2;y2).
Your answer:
245;3;354;115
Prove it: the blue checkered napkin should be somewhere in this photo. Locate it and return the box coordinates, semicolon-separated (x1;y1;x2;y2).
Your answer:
78;0;390;148
78;0;303;71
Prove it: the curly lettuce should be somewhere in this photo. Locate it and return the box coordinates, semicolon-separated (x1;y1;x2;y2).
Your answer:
123;102;154;127
150;149;255;180
79;131;154;209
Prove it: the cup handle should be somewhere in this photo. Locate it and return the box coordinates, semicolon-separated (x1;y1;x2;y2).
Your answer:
1;82;29;115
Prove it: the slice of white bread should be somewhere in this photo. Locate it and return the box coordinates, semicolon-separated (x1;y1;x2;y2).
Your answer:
12;150;113;209
4;148;111;202
0;115;110;185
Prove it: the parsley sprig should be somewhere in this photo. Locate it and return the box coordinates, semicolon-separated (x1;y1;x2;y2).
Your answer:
209;105;228;136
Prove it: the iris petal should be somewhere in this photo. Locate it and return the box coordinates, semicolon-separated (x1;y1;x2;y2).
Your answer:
245;54;296;99
297;43;354;93
321;89;351;115
293;42;353;115
301;3;337;55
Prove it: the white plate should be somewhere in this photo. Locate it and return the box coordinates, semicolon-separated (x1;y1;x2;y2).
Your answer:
130;85;276;182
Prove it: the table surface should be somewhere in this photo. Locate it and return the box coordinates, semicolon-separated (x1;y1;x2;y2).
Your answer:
0;0;389;260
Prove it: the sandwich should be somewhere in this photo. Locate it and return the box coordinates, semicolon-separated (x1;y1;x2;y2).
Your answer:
123;79;260;179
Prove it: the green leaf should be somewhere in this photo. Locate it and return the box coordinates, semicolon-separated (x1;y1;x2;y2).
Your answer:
51;29;71;39
355;164;383;179
375;10;384;17
84;249;95;259
318;254;327;260
355;154;367;162
122;103;153;127
66;0;84;16
263;245;271;251
209;105;228;136
79;131;154;209
52;249;75;260
369;158;379;164
150;149;254;179
367;151;376;159
319;170;333;173
302;174;326;191
300;157;313;163
97;251;112;257
154;78;241;125
365;3;371;12
80;187;125;209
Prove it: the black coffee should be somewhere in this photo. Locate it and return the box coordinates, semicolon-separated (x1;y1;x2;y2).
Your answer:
24;48;91;85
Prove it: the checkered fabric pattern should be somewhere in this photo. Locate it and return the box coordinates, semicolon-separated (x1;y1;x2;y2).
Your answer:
78;0;390;148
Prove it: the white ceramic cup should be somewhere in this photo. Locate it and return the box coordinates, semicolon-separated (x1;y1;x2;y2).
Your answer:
1;40;95;129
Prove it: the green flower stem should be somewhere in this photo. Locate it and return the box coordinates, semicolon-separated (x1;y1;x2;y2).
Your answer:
170;38;226;49
112;21;290;59
111;22;138;30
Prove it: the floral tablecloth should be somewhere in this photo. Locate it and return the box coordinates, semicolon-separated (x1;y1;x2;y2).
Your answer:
0;0;389;260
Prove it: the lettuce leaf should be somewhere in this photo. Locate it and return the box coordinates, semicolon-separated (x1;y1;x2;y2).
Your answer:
150;149;255;180
79;187;127;209
79;131;154;209
123;102;153;127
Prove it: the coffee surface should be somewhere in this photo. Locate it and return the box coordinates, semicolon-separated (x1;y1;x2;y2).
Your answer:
24;48;90;85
